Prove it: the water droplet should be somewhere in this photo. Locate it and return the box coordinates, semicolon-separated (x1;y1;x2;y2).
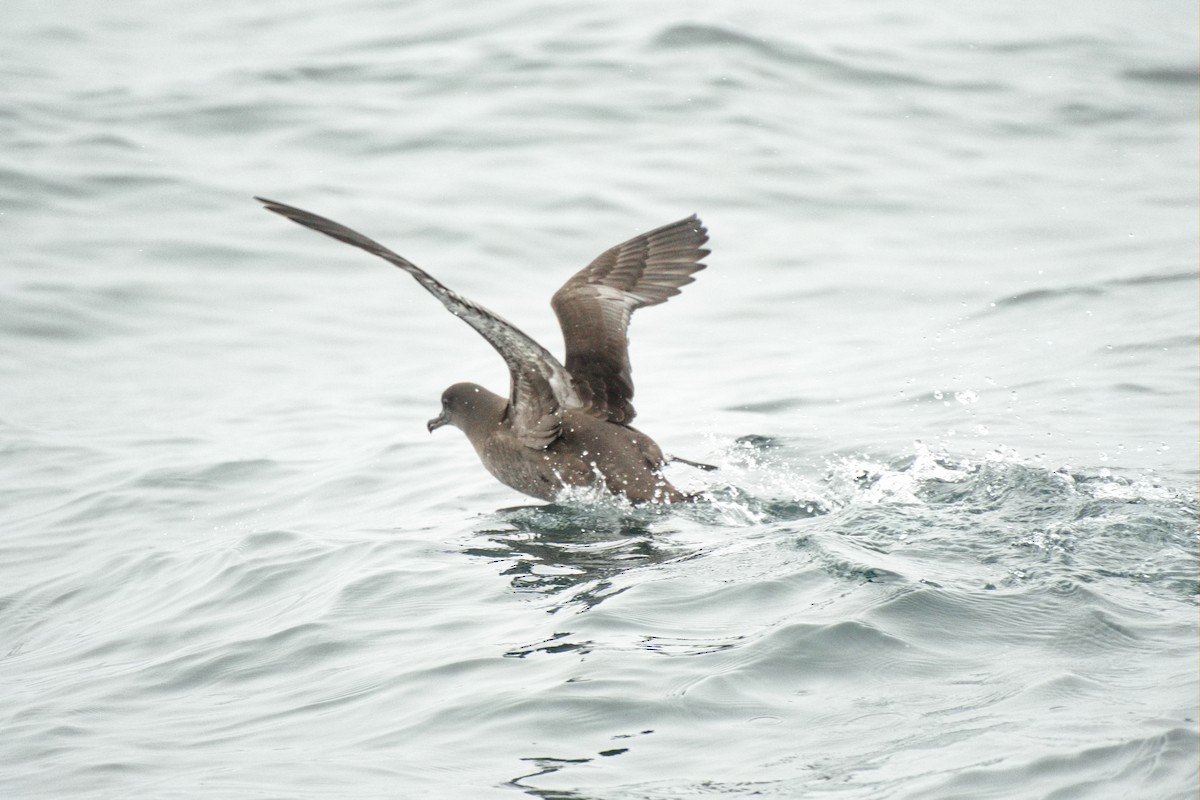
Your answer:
955;390;979;405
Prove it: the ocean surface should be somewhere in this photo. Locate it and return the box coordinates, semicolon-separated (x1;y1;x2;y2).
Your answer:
2;1;1197;797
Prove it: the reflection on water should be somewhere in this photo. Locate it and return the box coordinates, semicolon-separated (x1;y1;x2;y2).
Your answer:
468;501;692;615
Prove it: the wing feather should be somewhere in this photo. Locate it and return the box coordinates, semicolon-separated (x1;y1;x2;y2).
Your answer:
550;214;709;424
256;197;578;449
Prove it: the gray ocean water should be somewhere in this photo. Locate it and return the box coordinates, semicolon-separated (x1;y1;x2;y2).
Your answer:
3;1;1197;797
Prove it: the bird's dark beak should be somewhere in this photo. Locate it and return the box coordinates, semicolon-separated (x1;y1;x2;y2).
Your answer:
427;410;449;433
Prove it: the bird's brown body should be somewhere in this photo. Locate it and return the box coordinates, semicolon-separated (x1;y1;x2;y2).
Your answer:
430;382;687;503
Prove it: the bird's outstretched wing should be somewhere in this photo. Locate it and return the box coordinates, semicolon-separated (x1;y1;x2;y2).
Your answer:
551;214;709;424
255;197;578;449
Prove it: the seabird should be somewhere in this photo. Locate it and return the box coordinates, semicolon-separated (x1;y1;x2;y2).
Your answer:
256;198;714;504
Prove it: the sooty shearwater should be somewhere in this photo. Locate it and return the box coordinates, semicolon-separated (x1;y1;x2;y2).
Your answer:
256;198;715;504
